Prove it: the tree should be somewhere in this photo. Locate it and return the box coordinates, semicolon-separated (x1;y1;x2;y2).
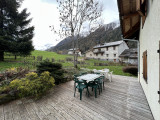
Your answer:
51;0;102;68
0;0;34;61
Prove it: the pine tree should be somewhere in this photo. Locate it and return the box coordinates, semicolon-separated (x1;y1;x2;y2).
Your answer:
0;0;34;61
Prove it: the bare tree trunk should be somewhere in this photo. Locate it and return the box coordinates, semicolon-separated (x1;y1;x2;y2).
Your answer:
15;55;17;60
72;33;77;68
0;51;4;61
75;36;79;68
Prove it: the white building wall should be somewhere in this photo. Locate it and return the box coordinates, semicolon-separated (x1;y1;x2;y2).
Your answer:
139;0;160;120
105;46;119;61
85;51;94;58
68;51;73;55
91;42;128;61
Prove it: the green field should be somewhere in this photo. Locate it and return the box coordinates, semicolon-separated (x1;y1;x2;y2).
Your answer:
0;50;133;76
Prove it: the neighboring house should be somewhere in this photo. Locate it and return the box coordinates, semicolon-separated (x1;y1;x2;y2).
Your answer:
85;40;129;62
68;48;82;56
118;0;160;120
119;48;138;65
85;49;94;59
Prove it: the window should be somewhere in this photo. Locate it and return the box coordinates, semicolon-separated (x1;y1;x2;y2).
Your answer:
98;48;101;51
106;54;109;57
143;50;147;81
101;53;104;56
90;54;92;56
96;53;98;56
114;54;116;57
113;46;116;50
106;47;108;51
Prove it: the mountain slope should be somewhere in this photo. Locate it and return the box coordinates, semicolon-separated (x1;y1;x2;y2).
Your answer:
48;21;136;53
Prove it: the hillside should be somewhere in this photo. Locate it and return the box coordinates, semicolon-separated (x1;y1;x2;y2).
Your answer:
48;21;136;53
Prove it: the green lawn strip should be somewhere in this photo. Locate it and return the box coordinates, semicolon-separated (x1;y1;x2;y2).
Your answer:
0;62;25;71
0;50;135;77
31;50;71;60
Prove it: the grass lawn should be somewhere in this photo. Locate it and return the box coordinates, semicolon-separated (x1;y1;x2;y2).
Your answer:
0;50;135;76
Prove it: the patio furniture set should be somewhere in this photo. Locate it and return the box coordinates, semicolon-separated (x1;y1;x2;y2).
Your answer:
74;69;113;100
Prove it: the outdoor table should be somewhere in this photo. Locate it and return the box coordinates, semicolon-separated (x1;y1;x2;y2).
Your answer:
77;74;102;97
77;74;101;82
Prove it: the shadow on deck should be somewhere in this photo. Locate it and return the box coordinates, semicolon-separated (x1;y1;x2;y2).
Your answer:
0;75;154;120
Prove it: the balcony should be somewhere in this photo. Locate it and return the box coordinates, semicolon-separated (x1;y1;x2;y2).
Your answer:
93;50;105;54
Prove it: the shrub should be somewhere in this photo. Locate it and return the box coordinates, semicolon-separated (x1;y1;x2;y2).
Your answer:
51;58;55;62
94;62;108;66
66;57;73;62
57;59;65;63
37;56;43;61
10;71;55;98
123;66;138;76
37;61;64;84
0;67;29;86
45;58;50;62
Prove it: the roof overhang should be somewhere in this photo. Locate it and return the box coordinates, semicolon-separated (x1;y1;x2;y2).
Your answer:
117;0;141;39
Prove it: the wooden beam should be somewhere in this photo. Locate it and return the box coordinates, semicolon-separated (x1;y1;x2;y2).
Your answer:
137;10;145;17
123;22;140;39
122;12;139;19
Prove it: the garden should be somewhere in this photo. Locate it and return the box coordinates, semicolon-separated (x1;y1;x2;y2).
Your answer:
0;50;137;104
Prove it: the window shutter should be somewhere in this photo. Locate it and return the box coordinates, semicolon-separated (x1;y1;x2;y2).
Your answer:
143;50;147;81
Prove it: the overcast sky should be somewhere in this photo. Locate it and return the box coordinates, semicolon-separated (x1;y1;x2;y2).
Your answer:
20;0;119;50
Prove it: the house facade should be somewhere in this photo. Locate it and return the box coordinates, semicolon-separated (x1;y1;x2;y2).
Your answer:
85;40;129;62
119;48;138;65
85;49;94;59
118;0;160;120
68;48;82;56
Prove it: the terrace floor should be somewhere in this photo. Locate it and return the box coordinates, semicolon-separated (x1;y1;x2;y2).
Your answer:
0;75;154;120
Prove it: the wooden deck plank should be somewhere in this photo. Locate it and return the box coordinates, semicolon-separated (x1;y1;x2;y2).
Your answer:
58;83;129;120
29;102;49;120
24;103;41;120
42;97;76;120
52;84;128;120
18;103;31;120
51;90;113;120
0;105;4;120
43;101;66;120
11;101;22;120
3;102;13;120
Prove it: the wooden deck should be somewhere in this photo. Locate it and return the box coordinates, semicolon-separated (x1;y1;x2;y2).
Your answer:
0;75;154;120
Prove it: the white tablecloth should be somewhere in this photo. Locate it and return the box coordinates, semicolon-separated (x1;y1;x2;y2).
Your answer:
77;74;101;82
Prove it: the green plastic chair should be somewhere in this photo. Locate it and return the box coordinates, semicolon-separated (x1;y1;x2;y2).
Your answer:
99;75;105;90
74;80;89;100
94;77;103;92
73;75;83;90
87;80;100;98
